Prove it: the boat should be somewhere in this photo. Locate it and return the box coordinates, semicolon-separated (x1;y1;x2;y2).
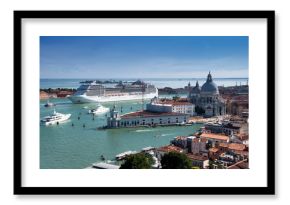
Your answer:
88;104;110;115
91;162;120;169
115;151;137;160
41;109;71;125
141;146;155;152
68;80;158;103
44;100;55;107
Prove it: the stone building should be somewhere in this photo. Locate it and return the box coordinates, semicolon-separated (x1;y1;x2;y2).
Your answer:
187;136;207;155
189;72;226;117
147;98;195;116
106;106;189;128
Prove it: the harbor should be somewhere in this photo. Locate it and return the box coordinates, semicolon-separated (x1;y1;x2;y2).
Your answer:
40;76;248;169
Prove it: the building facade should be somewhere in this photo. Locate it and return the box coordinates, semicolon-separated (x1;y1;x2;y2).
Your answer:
106;107;189;128
147;98;195;116
189;72;226;117
204;122;241;136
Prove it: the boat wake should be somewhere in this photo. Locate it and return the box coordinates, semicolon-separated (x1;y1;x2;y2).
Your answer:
154;133;174;137
160;133;173;136
133;129;155;133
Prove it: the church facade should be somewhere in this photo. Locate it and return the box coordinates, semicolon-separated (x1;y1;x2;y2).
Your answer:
188;72;226;117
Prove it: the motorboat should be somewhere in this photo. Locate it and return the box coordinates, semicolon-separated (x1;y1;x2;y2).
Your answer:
41;109;71;125
44;100;55;107
88;104;110;115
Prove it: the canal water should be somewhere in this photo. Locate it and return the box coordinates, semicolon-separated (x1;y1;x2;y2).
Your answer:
40;98;203;169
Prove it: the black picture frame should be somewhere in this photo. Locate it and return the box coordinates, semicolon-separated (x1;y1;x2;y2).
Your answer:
14;10;275;195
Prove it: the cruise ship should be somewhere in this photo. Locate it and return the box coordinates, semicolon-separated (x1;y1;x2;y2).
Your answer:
68;80;158;103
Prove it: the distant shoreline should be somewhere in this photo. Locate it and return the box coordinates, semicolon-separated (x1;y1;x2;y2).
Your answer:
40;78;249;90
40;77;249;80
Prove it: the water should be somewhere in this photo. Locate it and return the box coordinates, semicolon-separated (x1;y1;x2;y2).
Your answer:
40;78;248;89
40;77;247;169
40;98;202;169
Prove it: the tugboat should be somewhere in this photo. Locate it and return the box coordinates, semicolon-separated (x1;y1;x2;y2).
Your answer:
41;109;71;126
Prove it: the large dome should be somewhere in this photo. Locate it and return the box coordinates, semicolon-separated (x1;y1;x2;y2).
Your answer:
201;72;219;94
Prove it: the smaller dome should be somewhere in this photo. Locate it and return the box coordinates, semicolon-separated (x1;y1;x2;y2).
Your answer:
190;81;201;94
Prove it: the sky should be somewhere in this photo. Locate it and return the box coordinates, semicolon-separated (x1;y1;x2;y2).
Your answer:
40;36;248;79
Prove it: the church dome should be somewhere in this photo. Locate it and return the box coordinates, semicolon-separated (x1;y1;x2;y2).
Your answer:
191;81;201;94
201;72;219;94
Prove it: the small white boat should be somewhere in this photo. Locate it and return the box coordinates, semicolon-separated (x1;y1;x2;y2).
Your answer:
91;162;120;169
88;104;110;115
142;147;155;152
41;109;71;126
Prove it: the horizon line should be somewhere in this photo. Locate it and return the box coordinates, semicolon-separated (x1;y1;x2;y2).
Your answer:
40;77;249;80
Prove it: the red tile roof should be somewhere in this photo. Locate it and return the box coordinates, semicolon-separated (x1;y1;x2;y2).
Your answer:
186;154;208;161
200;133;229;141
157;145;184;153
158;100;193;106
209;147;219;153
234;150;249;156
219;143;229;148
228;143;246;151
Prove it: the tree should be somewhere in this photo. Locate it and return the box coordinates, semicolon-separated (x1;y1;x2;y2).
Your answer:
161;152;192;169
120;153;154;169
195;106;205;115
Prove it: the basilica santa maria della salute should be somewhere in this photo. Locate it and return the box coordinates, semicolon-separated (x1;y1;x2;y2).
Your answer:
188;72;226;117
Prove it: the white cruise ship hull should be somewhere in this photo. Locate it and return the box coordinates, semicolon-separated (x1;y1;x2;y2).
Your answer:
68;91;158;104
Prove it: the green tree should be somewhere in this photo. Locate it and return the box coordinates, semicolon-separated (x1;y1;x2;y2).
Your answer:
161;152;192;169
120;153;154;169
